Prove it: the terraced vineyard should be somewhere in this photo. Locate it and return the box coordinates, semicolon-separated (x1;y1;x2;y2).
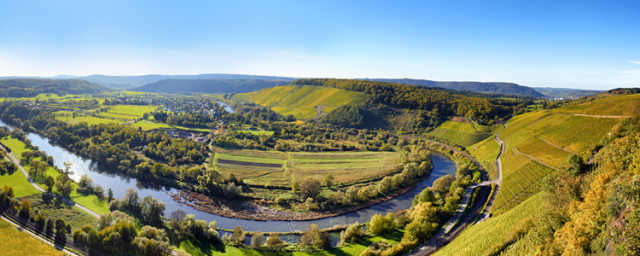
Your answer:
468;93;630;215
428;119;500;147
233;85;368;119
433;192;547;256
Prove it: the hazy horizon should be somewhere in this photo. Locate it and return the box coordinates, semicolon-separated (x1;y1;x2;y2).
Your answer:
1;0;639;90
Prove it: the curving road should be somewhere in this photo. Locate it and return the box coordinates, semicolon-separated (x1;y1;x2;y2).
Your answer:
405;125;505;255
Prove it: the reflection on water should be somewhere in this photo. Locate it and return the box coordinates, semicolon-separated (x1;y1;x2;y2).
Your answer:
0;119;456;232
216;100;236;113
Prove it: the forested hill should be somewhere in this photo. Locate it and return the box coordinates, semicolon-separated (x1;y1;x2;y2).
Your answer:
81;73;296;89
372;78;545;98
290;78;530;123
134;79;291;94
0;79;108;97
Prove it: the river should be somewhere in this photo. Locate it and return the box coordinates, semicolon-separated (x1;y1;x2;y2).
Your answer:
216;100;236;113
0;119;456;233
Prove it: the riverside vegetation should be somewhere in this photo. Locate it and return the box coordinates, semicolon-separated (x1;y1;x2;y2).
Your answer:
3;78;638;255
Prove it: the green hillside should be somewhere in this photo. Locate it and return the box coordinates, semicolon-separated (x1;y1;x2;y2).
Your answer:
469;93;638;215
428;119;500;147
433;192;547;256
233;85;368;119
0;79;108;97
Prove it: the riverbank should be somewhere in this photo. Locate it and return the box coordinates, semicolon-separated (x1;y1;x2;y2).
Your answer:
173;182;420;221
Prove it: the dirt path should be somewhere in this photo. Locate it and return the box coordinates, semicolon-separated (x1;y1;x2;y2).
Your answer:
217;158;282;168
512;147;560;171
408;125;505;255
0;145;100;219
538;136;577;154
570;113;630;118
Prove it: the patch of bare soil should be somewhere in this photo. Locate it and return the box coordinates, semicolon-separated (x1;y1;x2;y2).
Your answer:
217;159;282;168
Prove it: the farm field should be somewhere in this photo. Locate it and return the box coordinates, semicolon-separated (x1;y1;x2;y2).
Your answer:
289;152;402;186
433;192;547;256
0;218;64;256
233;85;368;119
212;150;402;187
428;119;500;147
54;111;120;125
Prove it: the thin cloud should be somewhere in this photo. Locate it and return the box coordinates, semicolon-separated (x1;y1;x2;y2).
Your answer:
628;60;640;65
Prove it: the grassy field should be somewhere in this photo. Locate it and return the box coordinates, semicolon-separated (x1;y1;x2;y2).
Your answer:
212;150;402;187
0;167;39;198
0;137;109;214
428;120;499;147
54;111;120;125
433;192;547;256
234;85;368;119
0;137;40;197
0;218;64;256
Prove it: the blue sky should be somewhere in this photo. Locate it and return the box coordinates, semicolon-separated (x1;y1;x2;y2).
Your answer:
0;0;638;89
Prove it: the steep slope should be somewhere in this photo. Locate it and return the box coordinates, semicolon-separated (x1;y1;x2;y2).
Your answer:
233;85;368;119
373;78;545;98
436;92;640;255
134;79;290;94
0;79;108;97
427;119;501;147
468;92;639;215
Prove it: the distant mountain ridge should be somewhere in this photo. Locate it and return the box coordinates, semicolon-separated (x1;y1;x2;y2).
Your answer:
80;74;296;89
371;78;545;98
0;74;605;98
133;79;291;94
0;79;108;97
532;87;603;99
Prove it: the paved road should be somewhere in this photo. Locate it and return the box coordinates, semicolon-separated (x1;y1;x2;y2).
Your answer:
0;145;100;218
404;125;506;255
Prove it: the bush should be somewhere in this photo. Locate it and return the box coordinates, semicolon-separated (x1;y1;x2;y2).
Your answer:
299;179;321;199
339;221;364;245
250;232;264;249
275;197;286;205
267;234;284;248
300;224;329;249
369;213;395;235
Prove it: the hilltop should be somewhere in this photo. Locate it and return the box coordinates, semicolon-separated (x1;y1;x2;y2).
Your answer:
0;79;108;97
372;78;545;98
232;85;368;119
533;87;603;99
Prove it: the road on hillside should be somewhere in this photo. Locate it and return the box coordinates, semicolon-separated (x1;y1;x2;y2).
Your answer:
0;145;100;218
400;125;505;255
